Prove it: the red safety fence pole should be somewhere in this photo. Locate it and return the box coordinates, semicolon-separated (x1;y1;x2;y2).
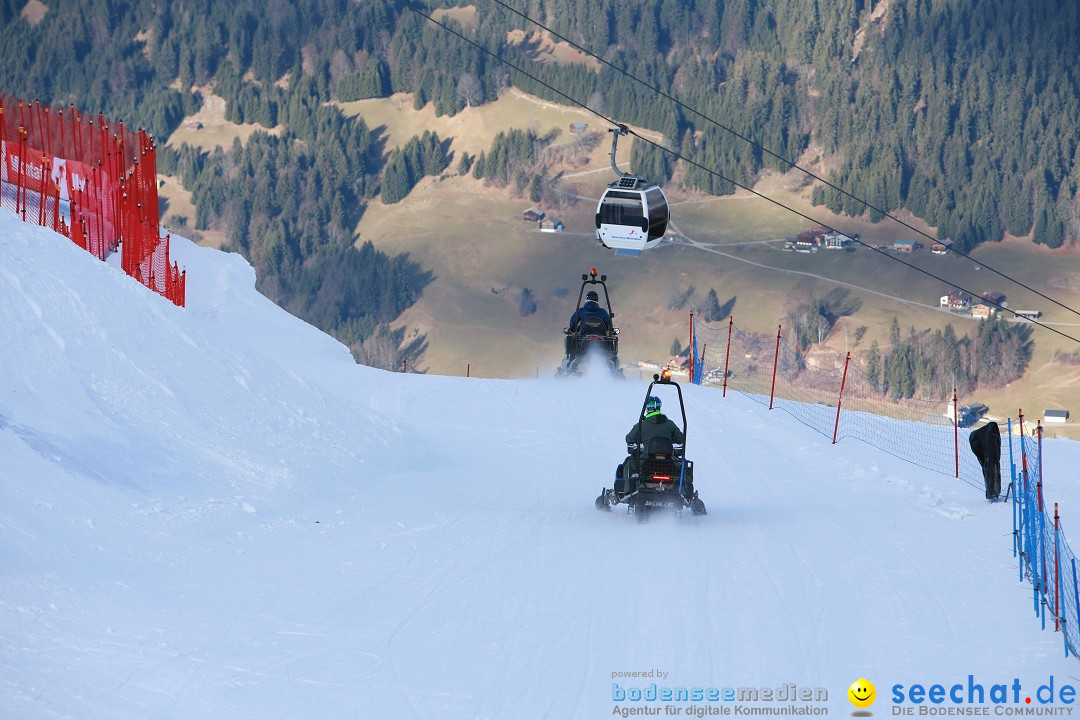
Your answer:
94;165;104;256
12;126;20;215
173;260;184;306
1019;409;1028;493
37;153;47;227
1037;419;1048;601
688;311;695;384
18;127;27;220
79;108;87;164
56;109;64;159
87;118;95;172
1038;423;1045;512
402;357;407;373
769;324;781;410
120;124;131;259
723;316;733;397
833;352;851;444
953;388;959;478
51;176;59;232
80;168;89;251
1055;503;1061;632
102;118;111;245
43;103;52;157
10;127;16;212
34;100;45;154
71;106;80;164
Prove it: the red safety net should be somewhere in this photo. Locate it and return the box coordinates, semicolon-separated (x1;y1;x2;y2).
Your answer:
0;91;185;306
692;315;987;490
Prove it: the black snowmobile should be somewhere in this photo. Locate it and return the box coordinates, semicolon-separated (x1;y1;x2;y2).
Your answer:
556;267;622;377
595;370;707;521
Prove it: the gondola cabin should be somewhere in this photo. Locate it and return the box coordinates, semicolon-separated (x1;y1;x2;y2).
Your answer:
595;176;669;256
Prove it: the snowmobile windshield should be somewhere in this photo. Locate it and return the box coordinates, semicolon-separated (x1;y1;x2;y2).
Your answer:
599;191;645;228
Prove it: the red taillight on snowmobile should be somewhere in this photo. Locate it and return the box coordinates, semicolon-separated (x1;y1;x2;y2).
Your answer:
653;475;671;482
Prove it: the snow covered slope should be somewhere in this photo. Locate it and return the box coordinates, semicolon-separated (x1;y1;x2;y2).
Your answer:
2;211;1078;719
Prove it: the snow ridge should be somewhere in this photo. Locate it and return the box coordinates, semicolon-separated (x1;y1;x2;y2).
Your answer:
2;211;1078;719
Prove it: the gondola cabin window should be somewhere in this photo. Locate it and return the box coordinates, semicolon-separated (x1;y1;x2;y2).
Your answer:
598;191;646;229
645;188;668;241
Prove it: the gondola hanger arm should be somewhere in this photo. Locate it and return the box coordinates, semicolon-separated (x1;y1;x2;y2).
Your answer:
608;124;631;177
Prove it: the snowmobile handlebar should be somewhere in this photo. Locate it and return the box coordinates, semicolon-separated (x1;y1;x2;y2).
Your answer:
627;443;684;456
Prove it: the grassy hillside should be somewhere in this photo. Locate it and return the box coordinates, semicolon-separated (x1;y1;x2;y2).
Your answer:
337;88;610;161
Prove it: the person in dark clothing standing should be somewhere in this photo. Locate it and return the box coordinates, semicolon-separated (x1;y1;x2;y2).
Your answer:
968;421;1002;501
568;290;612;331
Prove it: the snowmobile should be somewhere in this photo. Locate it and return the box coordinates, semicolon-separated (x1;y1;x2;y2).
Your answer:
595;370;707;521
556;267;623;377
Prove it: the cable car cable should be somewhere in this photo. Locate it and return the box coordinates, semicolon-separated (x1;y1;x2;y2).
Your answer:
619;125;1080;345
489;0;1080;322
398;0;1080;345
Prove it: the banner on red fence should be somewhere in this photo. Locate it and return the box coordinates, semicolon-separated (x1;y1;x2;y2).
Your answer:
1;140;91;200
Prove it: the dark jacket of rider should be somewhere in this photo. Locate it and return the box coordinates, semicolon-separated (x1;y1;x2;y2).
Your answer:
569;300;611;331
626;414;685;451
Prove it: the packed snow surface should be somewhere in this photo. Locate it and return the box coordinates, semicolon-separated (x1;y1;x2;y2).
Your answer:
2;211;1079;719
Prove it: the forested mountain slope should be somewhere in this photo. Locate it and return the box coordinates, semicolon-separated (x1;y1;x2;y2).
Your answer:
3;0;1076;359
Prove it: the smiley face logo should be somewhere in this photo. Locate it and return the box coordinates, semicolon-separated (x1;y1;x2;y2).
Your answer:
848;678;876;709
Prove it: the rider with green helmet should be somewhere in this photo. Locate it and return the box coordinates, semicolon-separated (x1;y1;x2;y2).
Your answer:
614;395;690;499
625;395;684;449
